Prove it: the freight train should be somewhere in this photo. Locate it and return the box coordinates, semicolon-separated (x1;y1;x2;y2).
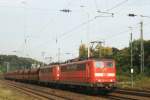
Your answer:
4;59;116;90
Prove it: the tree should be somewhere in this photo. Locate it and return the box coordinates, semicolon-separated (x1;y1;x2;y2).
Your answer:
113;48;130;75
79;44;88;59
113;39;150;76
79;43;113;59
0;55;42;72
90;44;113;58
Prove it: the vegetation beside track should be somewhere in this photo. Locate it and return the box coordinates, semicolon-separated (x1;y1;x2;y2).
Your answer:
0;81;39;100
0;55;42;72
117;74;150;89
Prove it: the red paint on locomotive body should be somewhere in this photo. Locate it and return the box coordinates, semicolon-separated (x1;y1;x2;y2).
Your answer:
59;59;116;87
94;59;116;87
59;60;91;84
39;65;60;82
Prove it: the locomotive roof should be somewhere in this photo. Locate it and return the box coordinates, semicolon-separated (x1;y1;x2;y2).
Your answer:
40;65;59;69
60;58;114;66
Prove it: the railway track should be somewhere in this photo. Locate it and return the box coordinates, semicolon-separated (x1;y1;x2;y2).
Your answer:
5;81;71;100
107;88;150;100
2;80;106;100
1;79;150;100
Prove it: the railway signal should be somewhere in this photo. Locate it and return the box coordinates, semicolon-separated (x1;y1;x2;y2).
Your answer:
131;68;134;88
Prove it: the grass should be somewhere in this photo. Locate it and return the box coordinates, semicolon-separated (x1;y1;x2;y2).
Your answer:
0;81;39;100
117;74;150;89
133;75;150;89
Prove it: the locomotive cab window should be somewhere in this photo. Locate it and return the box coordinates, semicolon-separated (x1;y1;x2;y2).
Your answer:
95;61;104;68
104;61;113;68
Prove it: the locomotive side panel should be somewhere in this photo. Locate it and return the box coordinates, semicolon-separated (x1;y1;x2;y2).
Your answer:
39;65;59;83
59;60;96;86
60;63;86;83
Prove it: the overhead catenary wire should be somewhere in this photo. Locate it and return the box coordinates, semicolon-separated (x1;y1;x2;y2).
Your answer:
101;21;150;40
100;21;150;46
59;15;114;40
109;0;141;16
32;0;129;49
59;17;95;39
33;0;128;42
28;0;145;53
105;0;129;11
19;1;150;60
33;16;97;49
32;17;55;39
33;17;102;61
53;0;124;42
59;0;130;40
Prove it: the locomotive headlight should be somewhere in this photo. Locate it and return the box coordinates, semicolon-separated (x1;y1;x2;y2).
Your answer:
95;73;115;77
108;73;115;77
98;80;101;82
95;73;103;76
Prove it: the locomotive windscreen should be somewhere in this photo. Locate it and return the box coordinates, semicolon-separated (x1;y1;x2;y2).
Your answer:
104;61;113;68
95;60;113;68
95;61;104;68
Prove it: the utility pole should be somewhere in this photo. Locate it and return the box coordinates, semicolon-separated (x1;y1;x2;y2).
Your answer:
41;52;45;67
58;48;60;63
87;13;90;59
129;27;133;69
140;21;144;73
129;27;133;88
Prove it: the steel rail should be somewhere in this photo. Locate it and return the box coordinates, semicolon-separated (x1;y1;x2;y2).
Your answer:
5;81;72;100
115;88;150;97
107;88;150;100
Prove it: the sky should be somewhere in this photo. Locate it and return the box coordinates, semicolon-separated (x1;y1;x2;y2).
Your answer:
0;0;150;63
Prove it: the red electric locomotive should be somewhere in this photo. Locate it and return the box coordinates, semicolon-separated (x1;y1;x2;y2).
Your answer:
39;65;60;83
59;59;116;89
